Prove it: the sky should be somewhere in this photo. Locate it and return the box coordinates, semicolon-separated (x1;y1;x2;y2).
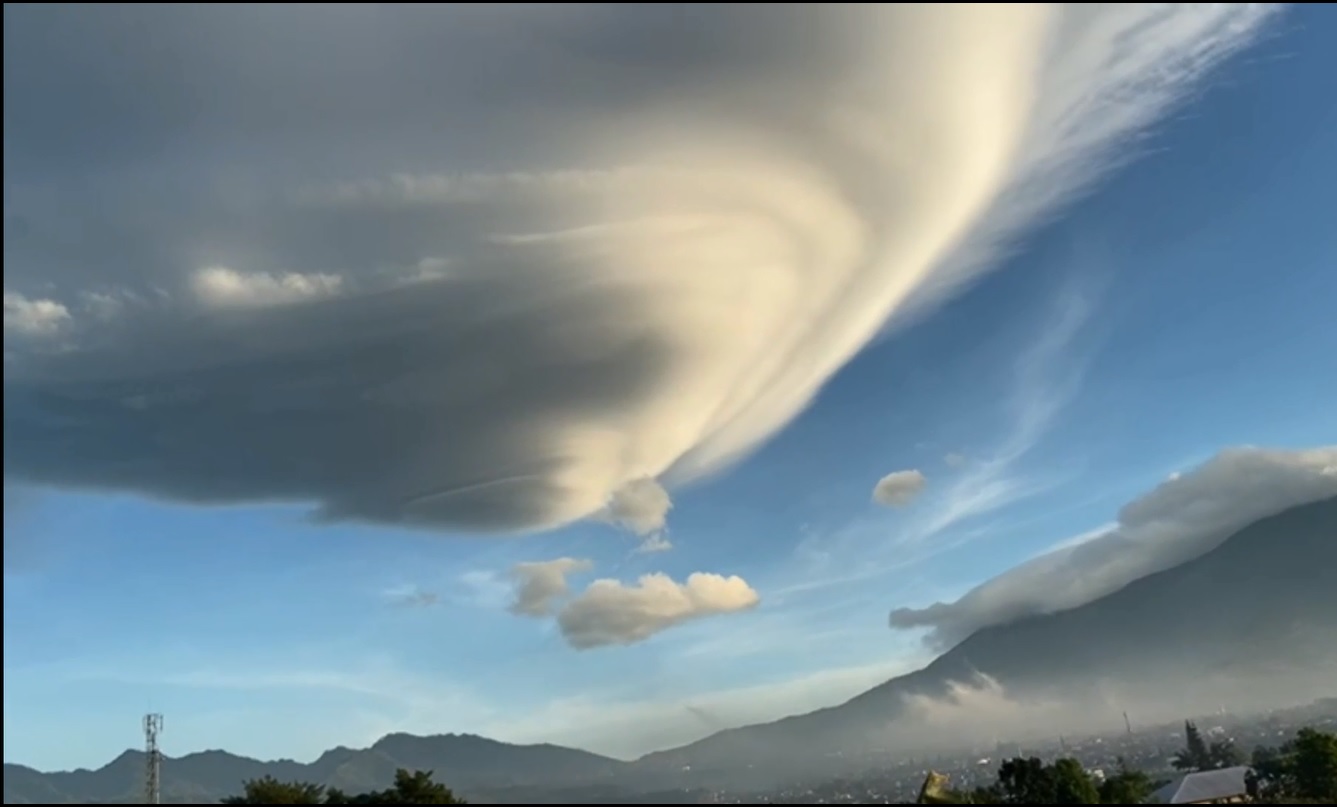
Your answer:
4;3;1337;772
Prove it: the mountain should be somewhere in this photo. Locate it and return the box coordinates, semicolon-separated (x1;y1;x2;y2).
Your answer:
636;495;1337;783
3;734;632;804
7;497;1334;802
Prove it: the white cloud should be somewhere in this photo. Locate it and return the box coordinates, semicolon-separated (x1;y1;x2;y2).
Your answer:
3;292;70;337
4;5;1278;539
891;445;1337;649
557;572;760;650
508;557;593;617
872;469;927;508
598;476;673;536
943;452;968;469
192;267;344;308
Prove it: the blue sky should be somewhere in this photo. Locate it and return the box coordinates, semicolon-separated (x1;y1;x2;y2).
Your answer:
4;4;1336;771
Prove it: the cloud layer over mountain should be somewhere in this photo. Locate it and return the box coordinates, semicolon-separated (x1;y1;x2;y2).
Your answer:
2;5;1277;539
890;445;1337;649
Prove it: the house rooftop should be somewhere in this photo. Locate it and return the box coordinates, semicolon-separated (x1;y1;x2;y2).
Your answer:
1146;765;1251;804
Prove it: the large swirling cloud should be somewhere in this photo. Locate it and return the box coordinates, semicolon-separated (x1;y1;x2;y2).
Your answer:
2;5;1278;536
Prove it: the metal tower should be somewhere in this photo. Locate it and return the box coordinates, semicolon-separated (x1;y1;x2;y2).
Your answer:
144;713;164;805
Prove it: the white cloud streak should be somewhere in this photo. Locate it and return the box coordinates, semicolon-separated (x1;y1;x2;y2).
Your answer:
3;5;1279;540
891;445;1337;649
192;267;345;309
778;285;1096;599
381;583;439;608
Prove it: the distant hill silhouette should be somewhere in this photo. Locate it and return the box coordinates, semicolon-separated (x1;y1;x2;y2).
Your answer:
6;497;1334;802
2;734;627;804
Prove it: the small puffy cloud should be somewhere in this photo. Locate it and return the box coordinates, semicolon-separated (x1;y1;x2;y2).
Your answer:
943;452;968;469
4;292;70;337
192;267;344;309
873;469;927;508
891;445;1337;649
600;477;673;537
635;533;674;554
557;572;760;650
3;5;1276;540
508;558;593;618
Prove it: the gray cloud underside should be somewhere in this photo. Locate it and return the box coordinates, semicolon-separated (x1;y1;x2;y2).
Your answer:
2;4;1278;536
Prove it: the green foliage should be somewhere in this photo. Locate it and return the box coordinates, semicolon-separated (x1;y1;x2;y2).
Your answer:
1291;727;1337;799
1252;727;1337;801
221;775;327;804
1171;719;1241;772
995;756;1054;803
988;756;1099;804
1097;760;1153;805
222;768;466;805
1052;757;1101;804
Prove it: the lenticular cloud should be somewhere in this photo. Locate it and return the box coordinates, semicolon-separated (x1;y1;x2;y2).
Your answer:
1;5;1278;536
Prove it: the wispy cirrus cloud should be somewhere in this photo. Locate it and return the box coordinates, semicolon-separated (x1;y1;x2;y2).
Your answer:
381;583;439;608
776;284;1097;601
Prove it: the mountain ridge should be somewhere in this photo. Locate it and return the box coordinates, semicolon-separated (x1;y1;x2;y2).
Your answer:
634;494;1337;781
2;733;629;804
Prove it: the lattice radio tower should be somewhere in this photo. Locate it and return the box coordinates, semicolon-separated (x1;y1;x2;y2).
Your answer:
143;713;164;805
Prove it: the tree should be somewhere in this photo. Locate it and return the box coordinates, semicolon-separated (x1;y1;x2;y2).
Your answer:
1290;728;1337;800
996;757;1058;804
1244;728;1337;802
354;769;467;804
1173;720;1213;772
1051;758;1100;804
1098;759;1153;805
1208;738;1243;769
223;769;466;805
221;775;326;804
